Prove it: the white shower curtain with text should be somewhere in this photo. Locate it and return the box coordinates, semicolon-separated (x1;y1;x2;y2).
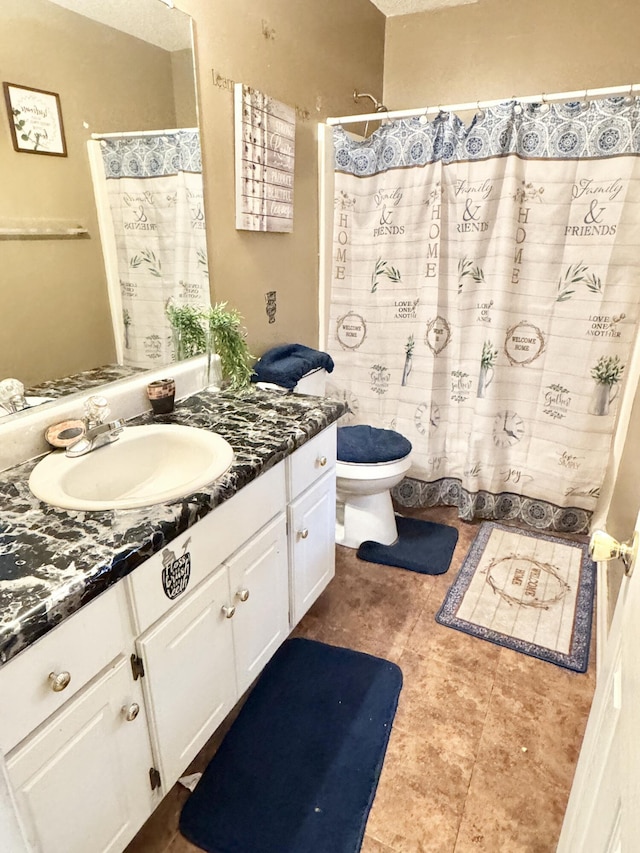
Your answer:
328;99;640;532
99;130;210;368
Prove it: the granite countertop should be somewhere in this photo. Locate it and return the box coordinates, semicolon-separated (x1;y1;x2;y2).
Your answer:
27;364;145;399
0;387;346;667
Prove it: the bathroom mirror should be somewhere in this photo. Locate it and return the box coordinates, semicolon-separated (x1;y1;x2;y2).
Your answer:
0;0;202;408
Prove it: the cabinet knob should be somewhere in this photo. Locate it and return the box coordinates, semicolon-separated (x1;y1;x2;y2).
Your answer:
221;604;236;619
236;588;250;602
318;455;328;467
122;702;140;722
299;528;309;539
48;671;71;692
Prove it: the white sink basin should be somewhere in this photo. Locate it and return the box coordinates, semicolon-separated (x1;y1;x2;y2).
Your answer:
29;425;234;511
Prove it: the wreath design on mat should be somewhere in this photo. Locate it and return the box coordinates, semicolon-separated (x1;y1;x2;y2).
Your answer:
483;554;571;610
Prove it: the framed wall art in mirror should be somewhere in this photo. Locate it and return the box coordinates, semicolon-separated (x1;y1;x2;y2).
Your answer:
0;0;204;400
3;82;67;156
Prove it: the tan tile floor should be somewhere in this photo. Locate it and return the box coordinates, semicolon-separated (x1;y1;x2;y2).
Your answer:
125;506;596;853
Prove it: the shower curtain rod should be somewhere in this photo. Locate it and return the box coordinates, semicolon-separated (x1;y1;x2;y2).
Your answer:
325;83;640;126
91;127;198;140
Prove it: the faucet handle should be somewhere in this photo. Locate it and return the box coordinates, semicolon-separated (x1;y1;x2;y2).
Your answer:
84;395;110;427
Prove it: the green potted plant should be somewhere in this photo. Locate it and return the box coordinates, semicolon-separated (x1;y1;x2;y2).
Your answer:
165;301;254;390
165;303;207;361
205;303;254;390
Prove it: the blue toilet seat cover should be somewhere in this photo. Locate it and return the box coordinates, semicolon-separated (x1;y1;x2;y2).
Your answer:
337;425;412;464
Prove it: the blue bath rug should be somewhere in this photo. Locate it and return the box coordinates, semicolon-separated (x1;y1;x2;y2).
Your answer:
179;637;402;853
357;516;459;575
436;522;596;672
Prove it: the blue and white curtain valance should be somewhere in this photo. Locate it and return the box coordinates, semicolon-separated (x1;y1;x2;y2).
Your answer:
99;130;209;368
327;98;640;533
334;98;640;175
100;129;203;178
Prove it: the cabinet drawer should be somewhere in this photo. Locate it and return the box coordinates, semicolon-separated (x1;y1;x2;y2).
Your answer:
0;583;131;754
286;424;336;500
127;462;286;634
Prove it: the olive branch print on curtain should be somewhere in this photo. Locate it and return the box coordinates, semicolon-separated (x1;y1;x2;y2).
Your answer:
328;99;640;532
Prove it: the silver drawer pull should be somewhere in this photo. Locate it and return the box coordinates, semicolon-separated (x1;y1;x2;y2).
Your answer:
236;588;250;602
48;671;71;692
299;528;309;540
221;604;236;619
318;455;328;467
122;702;140;722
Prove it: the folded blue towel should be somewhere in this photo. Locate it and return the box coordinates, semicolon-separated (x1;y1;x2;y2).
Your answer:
251;344;334;390
337;425;412;464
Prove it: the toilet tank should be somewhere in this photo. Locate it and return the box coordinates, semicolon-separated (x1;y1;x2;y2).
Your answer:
293;368;327;396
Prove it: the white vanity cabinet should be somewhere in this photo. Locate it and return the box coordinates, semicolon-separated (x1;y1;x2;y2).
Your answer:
136;512;288;791
6;656;154;853
287;424;337;627
0;424;338;853
1;584;154;853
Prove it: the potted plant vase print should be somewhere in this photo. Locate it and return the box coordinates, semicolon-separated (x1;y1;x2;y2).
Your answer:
477;341;498;398
589;355;624;416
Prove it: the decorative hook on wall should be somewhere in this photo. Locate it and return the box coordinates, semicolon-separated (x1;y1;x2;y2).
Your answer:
353;90;388;113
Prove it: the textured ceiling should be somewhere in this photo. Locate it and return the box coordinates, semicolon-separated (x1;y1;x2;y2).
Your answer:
369;0;478;16
46;0;192;51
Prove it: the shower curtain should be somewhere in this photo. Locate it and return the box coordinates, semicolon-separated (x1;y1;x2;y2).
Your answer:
98;129;210;368
328;99;640;532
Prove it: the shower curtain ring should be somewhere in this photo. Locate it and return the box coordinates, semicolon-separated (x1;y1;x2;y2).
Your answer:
540;93;550;113
624;85;635;106
476;100;485;119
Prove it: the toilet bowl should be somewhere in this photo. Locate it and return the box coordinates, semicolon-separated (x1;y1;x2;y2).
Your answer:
335;454;412;549
335;425;412;549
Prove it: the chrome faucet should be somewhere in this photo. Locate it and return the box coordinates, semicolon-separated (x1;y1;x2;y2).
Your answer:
65;395;125;457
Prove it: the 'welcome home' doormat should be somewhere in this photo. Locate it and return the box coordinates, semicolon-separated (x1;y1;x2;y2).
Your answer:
436;522;596;672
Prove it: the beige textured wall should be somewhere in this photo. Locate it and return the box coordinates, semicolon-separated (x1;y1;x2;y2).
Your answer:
172;48;198;128
384;0;640;535
384;0;640;109
1;0;183;386
176;0;385;356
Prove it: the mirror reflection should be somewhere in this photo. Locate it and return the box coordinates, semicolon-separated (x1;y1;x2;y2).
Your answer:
0;0;207;414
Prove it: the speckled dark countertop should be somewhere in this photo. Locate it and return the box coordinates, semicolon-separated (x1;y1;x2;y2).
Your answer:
27;364;144;398
0;387;346;667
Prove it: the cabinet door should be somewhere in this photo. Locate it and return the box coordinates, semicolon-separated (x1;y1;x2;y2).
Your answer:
137;565;237;791
227;514;289;696
288;471;336;627
7;656;153;853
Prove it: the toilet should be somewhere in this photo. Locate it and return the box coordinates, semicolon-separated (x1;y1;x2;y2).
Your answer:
252;352;412;550
335;425;412;549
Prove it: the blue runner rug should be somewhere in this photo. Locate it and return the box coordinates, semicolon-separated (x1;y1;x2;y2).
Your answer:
180;637;403;853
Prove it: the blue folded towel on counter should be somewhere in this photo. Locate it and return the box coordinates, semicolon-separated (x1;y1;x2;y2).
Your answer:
251;344;335;390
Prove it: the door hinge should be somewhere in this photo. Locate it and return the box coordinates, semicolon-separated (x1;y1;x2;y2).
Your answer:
130;653;145;680
149;767;162;791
